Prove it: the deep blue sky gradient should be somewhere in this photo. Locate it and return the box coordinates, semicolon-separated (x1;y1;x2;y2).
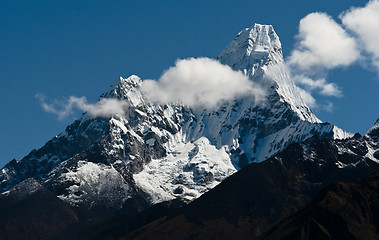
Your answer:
1;0;378;167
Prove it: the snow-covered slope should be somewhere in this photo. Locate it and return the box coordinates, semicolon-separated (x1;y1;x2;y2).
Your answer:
218;24;316;122
0;23;352;211
363;118;379;162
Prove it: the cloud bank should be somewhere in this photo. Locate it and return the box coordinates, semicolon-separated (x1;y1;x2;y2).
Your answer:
289;0;379;112
140;57;265;108
36;94;129;120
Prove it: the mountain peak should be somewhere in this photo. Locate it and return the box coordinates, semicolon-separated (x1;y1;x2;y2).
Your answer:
218;23;322;124
247;23;281;52
0;23;354;224
100;75;142;100
218;23;282;73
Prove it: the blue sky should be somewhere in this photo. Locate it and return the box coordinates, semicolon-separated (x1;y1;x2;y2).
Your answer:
1;0;379;167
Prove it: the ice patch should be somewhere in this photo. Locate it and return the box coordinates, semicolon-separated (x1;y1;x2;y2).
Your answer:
133;137;236;203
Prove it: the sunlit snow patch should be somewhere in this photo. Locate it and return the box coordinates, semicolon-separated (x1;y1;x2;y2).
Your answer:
133;137;236;203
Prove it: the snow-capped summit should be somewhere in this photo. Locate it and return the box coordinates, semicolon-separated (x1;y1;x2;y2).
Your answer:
0;23;353;213
218;24;282;72
219;23;319;123
101;75;142;100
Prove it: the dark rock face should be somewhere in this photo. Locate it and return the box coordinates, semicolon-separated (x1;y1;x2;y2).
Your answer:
114;134;379;240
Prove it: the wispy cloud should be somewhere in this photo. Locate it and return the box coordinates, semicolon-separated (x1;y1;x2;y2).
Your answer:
36;94;129;120
322;101;335;113
293;75;342;97
296;87;336;113
140;57;266;108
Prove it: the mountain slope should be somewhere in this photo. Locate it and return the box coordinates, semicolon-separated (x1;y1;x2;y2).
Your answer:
0;23;350;214
0;179;80;240
258;166;379;240
119;124;379;240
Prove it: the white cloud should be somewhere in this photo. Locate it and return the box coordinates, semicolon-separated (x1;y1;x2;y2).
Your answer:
84;98;129;117
293;75;342;97
288;12;359;71
340;0;379;71
37;57;266;119
288;2;379;112
36;94;128;120
140;57;265;108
